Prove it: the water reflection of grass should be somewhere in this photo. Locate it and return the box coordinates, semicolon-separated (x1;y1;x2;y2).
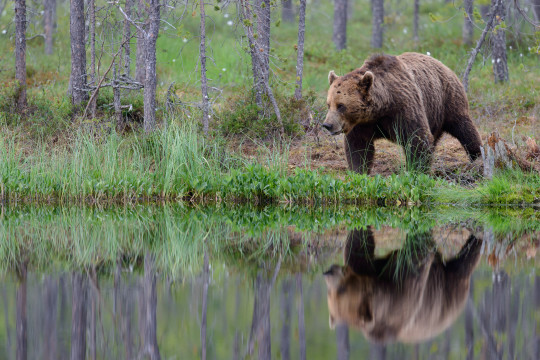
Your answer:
0;205;537;275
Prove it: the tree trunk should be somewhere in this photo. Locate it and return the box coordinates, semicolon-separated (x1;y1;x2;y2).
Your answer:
143;0;160;133
122;0;133;76
70;0;88;106
43;0;56;55
332;0;347;50
532;0;540;22
336;325;349;360
371;0;384;48
89;0;97;117
413;0;419;43
200;0;210;135
463;0;474;46
294;0;306;100
15;0;27;110
135;0;147;84
16;262;27;360
492;0;508;83
256;0;271;86
282;0;294;23
143;254;161;360
70;272;88;360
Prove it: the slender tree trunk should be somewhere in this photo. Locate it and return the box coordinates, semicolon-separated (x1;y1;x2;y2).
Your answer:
135;0;147;84
294;0;306;100
413;0;419;43
282;0;294;23
89;0;97;117
371;0;384;48
256;0;271;85
15;0;27;110
143;0;160;133
70;0;88;106
114;65;124;130
532;0;540;22
463;0;474;46
492;0;508;83
70;272;88;360
16;262;27;360
243;0;263;107
122;0;133;76
43;0;56;54
200;0;210;135
332;0;347;50
143;254;161;359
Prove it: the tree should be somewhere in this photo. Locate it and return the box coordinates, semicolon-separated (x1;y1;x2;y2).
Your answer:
532;0;540;22
142;254;161;359
143;0;161;132
70;0;88;106
282;0;294;23
16;262;27;360
332;0;347;50
43;0;56;55
413;0;419;43
492;0;508;83
122;0;133;75
70;272;88;360
200;0;210;135
135;0;147;84
463;0;474;46
294;0;307;100
15;0;27;110
371;0;384;48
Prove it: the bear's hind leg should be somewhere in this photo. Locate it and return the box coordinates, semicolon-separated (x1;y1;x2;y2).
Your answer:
344;125;375;174
444;115;482;162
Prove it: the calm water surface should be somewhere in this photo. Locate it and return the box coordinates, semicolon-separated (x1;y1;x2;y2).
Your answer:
0;206;539;359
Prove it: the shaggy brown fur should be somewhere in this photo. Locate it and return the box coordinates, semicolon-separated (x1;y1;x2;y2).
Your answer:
324;228;482;344
322;53;482;173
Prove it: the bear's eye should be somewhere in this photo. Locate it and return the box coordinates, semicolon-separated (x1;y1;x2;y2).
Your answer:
337;104;346;112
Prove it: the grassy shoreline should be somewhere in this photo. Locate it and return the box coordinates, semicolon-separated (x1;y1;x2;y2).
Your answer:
1;124;539;206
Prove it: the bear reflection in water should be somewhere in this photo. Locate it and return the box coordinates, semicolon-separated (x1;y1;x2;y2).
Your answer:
324;227;482;344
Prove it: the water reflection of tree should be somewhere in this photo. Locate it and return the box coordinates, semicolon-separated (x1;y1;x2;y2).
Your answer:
16;261;28;360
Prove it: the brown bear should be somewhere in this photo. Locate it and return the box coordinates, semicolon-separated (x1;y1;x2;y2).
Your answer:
322;52;482;173
324;228;482;344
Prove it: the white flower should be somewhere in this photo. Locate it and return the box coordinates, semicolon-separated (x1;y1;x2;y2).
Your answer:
403;28;408;34
491;59;495;64
183;38;188;43
520;53;523;57
509;46;512;50
1;30;6;35
172;59;176;62
224;13;229;18
222;68;226;72
426;51;431;56
497;58;501;63
227;20;233;26
40;10;44;15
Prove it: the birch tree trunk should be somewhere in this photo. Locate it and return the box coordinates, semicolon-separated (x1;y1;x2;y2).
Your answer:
371;0;384;48
282;0;294;23
15;0;27;110
413;0;419;43
43;0;56;55
200;0;209;135
70;273;88;360
143;0;161;133
294;0;306;100
463;0;474;46
135;0;147;84
89;0;97;117
332;0;347;50
70;0;88;106
492;0;508;83
122;0;133;76
256;0;271;85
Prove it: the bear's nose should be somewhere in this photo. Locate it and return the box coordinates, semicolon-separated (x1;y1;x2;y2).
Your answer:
322;123;332;131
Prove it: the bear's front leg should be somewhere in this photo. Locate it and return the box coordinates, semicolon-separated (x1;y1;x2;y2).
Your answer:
344;125;375;174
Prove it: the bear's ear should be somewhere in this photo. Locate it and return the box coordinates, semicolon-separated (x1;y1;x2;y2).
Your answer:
358;71;374;92
328;70;338;85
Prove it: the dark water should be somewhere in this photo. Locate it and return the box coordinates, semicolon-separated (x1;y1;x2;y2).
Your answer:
1;220;539;360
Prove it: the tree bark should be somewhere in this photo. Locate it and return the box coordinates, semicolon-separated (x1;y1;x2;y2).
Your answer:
15;0;27;110
200;0;210;135
16;262;27;360
332;0;347;50
89;0;97;117
463;0;474;46
413;0;419;43
492;0;508;83
143;0;160;133
256;0;271;86
282;0;294;23
70;0;88;106
70;272;88;360
135;0;147;84
371;0;384;48
294;0;306;100
122;0;133;76
43;0;56;55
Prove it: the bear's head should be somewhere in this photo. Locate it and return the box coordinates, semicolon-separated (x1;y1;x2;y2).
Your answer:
322;70;375;135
